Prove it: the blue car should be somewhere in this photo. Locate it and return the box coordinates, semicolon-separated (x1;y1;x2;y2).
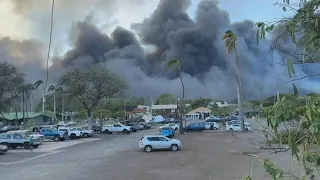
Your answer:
185;123;205;132
161;127;175;138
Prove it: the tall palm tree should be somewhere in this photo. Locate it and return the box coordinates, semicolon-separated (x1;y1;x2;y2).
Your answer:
34;80;45;112
18;83;33;129
168;59;185;134
48;85;64;121
222;30;244;130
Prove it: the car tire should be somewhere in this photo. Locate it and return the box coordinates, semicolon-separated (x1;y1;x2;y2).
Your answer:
1;142;8;147
144;145;152;153
245;128;249;131
97;130;101;134
170;144;179;151
11;145;17;149
175;127;178;131
60;137;65;141
23;143;30;149
229;128;233;131
123;129;130;134
53;135;60;142
83;133;89;138
104;129;111;134
70;134;77;140
33;144;39;148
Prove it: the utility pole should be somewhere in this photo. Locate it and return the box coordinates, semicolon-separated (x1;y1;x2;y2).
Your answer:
53;93;56;118
61;92;64;122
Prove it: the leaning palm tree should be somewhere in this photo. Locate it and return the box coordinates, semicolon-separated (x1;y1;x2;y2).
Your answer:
48;85;64;121
34;80;45;112
168;59;185;134
222;30;244;130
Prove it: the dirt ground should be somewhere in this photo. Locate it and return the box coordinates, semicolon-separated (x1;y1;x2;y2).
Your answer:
98;131;302;180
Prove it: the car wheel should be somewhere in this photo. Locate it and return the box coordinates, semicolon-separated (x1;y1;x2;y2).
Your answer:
104;129;111;134
97;130;101;134
229;128;233;131
70;134;77;140
245;128;249;131
33;144;39;148
60;137;65;141
1;142;8;147
123;129;130;134
23;143;30;149
53;135;60;142
83;133;89;138
144;145;152;153
170;144;179;151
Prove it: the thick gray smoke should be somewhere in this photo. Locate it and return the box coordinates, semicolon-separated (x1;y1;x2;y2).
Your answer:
2;0;317;100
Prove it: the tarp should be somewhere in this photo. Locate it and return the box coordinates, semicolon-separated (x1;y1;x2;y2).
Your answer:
153;115;165;123
141;115;152;123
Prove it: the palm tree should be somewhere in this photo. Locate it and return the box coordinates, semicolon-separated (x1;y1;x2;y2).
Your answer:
48;85;64;121
168;59;185;134
222;30;244;130
18;83;34;129
34;80;45;112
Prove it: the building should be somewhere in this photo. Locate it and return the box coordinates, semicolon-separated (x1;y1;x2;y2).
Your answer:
0;112;55;127
186;107;211;120
151;104;177;118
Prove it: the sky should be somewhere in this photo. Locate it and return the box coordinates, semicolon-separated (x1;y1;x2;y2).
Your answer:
0;0;291;50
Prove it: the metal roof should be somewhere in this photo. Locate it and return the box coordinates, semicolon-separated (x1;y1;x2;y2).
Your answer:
151;104;177;110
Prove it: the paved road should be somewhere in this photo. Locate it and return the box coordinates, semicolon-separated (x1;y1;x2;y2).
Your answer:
0;129;157;180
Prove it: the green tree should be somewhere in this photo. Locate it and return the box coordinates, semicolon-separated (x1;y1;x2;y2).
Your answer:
222;30;245;130
190;98;213;109
168;59;185;134
155;93;176;105
59;65;127;130
232;1;320;179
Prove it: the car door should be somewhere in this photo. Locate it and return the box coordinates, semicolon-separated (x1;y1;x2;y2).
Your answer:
158;137;171;149
147;137;161;149
112;124;121;132
12;133;24;144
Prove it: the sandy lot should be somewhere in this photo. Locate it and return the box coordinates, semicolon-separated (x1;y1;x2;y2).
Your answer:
97;131;300;180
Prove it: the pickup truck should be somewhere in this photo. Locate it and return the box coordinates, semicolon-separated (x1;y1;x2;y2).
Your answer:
57;127;82;139
0;131;42;149
39;128;65;141
102;123;131;134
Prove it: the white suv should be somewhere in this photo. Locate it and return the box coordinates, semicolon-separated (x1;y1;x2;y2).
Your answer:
139;135;182;153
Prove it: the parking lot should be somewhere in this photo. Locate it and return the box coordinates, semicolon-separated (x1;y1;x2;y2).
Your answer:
0;123;301;180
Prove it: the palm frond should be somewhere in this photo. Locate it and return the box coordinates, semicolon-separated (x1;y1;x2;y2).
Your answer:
48;85;56;92
34;80;43;89
168;59;179;68
222;30;237;54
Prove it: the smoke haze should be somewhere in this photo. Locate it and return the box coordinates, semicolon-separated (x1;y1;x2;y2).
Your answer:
1;0;318;100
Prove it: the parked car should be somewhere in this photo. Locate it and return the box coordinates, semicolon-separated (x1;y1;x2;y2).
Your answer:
125;123;140;132
205;122;220;130
71;127;93;138
0;144;8;154
161;127;175;138
0;131;42;149
102;123;131;134
139;135;182;152
138;122;151;130
58;127;82;139
185;123;205;132
226;124;251;131
0;126;19;133
159;123;179;132
39;128;65;141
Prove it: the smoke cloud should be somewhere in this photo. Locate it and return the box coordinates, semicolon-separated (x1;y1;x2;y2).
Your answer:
1;0;318;100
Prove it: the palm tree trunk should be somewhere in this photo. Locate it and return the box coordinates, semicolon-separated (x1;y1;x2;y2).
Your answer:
179;70;185;134
62;92;64;121
234;48;244;130
30;92;33;112
22;91;26;129
53;93;56;118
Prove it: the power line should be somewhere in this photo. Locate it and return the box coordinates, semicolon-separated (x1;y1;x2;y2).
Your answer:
44;0;55;90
